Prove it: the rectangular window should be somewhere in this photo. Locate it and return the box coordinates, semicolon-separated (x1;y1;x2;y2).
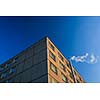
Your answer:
49;51;56;61
5;79;14;83
50;62;58;75
62;74;68;83
79;77;82;81
5;58;18;69
5;61;13;68
9;67;16;74
58;52;64;61
77;80;80;83
74;70;77;75
5;63;11;68
12;57;18;64
49;42;55;51
66;62;71;69
70;73;73;79
0;66;4;72
51;77;58;83
67;70;73;79
59;62;66;72
1;73;7;79
14;57;18;63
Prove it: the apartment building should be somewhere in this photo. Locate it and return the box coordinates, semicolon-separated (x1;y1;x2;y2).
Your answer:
0;37;85;83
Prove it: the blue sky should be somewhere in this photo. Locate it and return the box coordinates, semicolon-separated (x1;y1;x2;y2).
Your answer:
0;16;100;82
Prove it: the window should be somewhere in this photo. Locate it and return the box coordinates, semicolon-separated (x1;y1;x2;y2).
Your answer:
67;70;73;79
5;79;14;83
13;57;18;63
70;73;73;79
74;70;77;76
12;58;17;64
59;62;66;72
62;74;68;83
79;77;82;81
5;63;11;68
50;62;58;75
1;73;7;79
0;66;4;72
58;52;64;61
5;61;13;68
5;58;18;68
49;42;55;51
51;77;58;83
66;62;71;69
77;80;80;83
9;67;16;74
49;51;56;61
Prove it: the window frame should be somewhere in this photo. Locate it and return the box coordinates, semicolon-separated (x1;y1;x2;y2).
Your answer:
59;61;66;72
49;42;55;51
0;73;7;79
9;66;16;75
62;73;68;83
58;52;64;62
0;66;4;72
50;77;58;83
50;62;58;75
49;51;56;61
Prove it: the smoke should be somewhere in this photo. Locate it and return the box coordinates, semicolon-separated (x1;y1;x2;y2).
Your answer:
70;53;99;64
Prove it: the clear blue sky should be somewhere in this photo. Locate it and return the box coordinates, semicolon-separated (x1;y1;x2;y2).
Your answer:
0;16;100;83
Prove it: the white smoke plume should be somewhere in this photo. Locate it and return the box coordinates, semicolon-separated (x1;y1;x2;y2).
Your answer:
70;53;99;64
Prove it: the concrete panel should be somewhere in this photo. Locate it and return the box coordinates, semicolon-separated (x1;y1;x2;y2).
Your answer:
16;61;24;74
23;56;33;70
32;74;48;83
34;40;46;54
25;47;34;59
38;50;47;63
17;53;25;64
31;60;47;80
21;68;32;83
33;54;39;65
14;74;22;83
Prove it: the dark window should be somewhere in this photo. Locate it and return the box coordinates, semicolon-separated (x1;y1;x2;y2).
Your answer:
49;51;56;61
67;70;73;79
50;62;58;75
9;67;16;75
5;63;11;68
1;73;7;79
70;73;73;79
12;59;17;64
58;52;64;61
5;79;14;83
66;62;71;69
51;77;58;83
59;62;66;72
49;42;55;51
0;66;4;72
79;77;82;81
14;57;18;63
77;80;80;83
62;74;68;83
5;58;18;69
74;70;77;75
